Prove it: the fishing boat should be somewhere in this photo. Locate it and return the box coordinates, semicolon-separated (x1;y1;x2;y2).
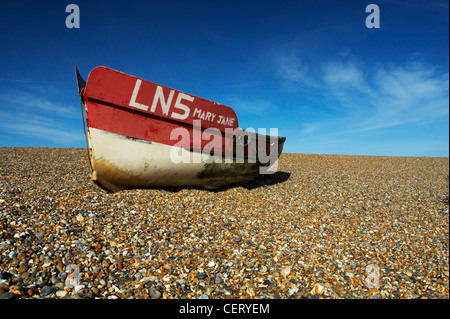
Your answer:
75;66;286;192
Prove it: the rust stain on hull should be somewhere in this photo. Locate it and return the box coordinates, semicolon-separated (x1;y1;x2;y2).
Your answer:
91;156;264;192
92;157;149;192
196;161;260;179
195;161;262;189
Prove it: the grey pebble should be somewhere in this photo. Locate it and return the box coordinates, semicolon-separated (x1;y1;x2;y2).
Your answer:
58;272;67;280
36;231;46;239
198;272;207;280
40;286;56;297
0;272;13;280
0;292;16;299
149;287;161;299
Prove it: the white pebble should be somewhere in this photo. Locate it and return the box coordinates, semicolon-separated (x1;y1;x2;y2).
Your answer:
74;284;85;292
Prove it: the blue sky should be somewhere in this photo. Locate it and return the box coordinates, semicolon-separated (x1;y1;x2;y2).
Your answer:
0;0;448;156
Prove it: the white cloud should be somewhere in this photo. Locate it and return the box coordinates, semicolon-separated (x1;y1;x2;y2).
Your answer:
225;97;274;115
0;91;77;118
0;110;83;145
322;60;369;92
0;88;83;145
276;52;449;134
1;121;83;145
299;122;324;136
353;62;449;132
275;52;316;87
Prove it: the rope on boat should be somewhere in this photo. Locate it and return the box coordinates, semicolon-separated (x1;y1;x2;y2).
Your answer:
79;89;92;170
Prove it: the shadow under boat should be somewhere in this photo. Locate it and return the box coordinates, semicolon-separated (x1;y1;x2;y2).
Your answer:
95;170;291;193
239;171;291;190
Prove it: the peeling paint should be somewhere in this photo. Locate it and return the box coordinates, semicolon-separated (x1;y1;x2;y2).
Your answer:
92;157;148;192
196;161;260;179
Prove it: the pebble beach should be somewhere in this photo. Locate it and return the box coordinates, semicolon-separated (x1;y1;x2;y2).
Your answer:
0;147;448;299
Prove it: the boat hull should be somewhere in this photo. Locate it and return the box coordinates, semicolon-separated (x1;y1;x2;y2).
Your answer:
75;66;285;192
89;127;274;192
